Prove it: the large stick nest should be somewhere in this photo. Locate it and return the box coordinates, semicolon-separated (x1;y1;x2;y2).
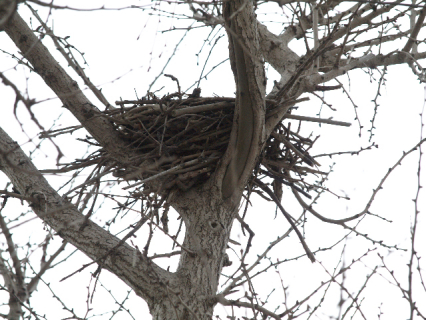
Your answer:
99;91;323;200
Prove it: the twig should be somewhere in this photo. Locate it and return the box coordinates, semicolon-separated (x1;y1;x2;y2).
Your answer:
254;179;316;263
284;114;351;127
123;157;218;190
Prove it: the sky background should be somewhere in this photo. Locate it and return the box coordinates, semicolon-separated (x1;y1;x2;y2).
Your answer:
1;1;426;319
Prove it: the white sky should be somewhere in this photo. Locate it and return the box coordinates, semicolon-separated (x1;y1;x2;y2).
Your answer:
1;1;426;319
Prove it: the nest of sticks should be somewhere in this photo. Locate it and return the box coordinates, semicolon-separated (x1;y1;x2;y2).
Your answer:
100;91;325;200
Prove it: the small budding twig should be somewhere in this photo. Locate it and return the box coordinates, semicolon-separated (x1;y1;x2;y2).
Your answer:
254;179;316;263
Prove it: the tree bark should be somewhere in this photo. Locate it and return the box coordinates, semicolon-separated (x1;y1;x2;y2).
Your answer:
154;184;235;319
1;9;234;319
2;11;135;164
0;127;173;309
0;125;235;319
218;0;266;203
0;217;26;320
0;3;265;319
149;2;269;315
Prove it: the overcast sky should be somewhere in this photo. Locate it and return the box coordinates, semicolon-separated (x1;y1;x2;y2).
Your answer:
1;1;426;319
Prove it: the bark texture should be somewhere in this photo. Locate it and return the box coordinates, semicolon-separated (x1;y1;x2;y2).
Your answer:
0;3;268;319
151;183;236;319
0;128;173;307
219;0;266;202
147;2;269;315
0;128;236;319
2;0;426;319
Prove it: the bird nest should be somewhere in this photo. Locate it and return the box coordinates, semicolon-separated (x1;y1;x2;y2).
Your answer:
101;92;323;200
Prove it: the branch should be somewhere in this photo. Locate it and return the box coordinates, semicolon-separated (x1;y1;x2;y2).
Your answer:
279;0;351;42
0;211;25;292
292;190;364;225
258;21;300;76
284;114;351;127
2;11;133;163
27;4;114;110
265;97;310;136
0;127;172;306
216;294;281;320
278;0;425;8
307;51;417;88
402;3;426;53
328;1;404;44
26;241;67;295
0;199;26;317
255;179;315;263
294;137;426;228
0;0;17;28
219;0;266;202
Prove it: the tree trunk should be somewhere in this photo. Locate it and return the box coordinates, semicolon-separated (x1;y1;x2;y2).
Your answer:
0;124;234;319
7;294;24;320
150;184;235;319
1;3;264;319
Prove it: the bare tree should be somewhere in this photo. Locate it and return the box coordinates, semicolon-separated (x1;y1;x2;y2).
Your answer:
1;0;426;319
